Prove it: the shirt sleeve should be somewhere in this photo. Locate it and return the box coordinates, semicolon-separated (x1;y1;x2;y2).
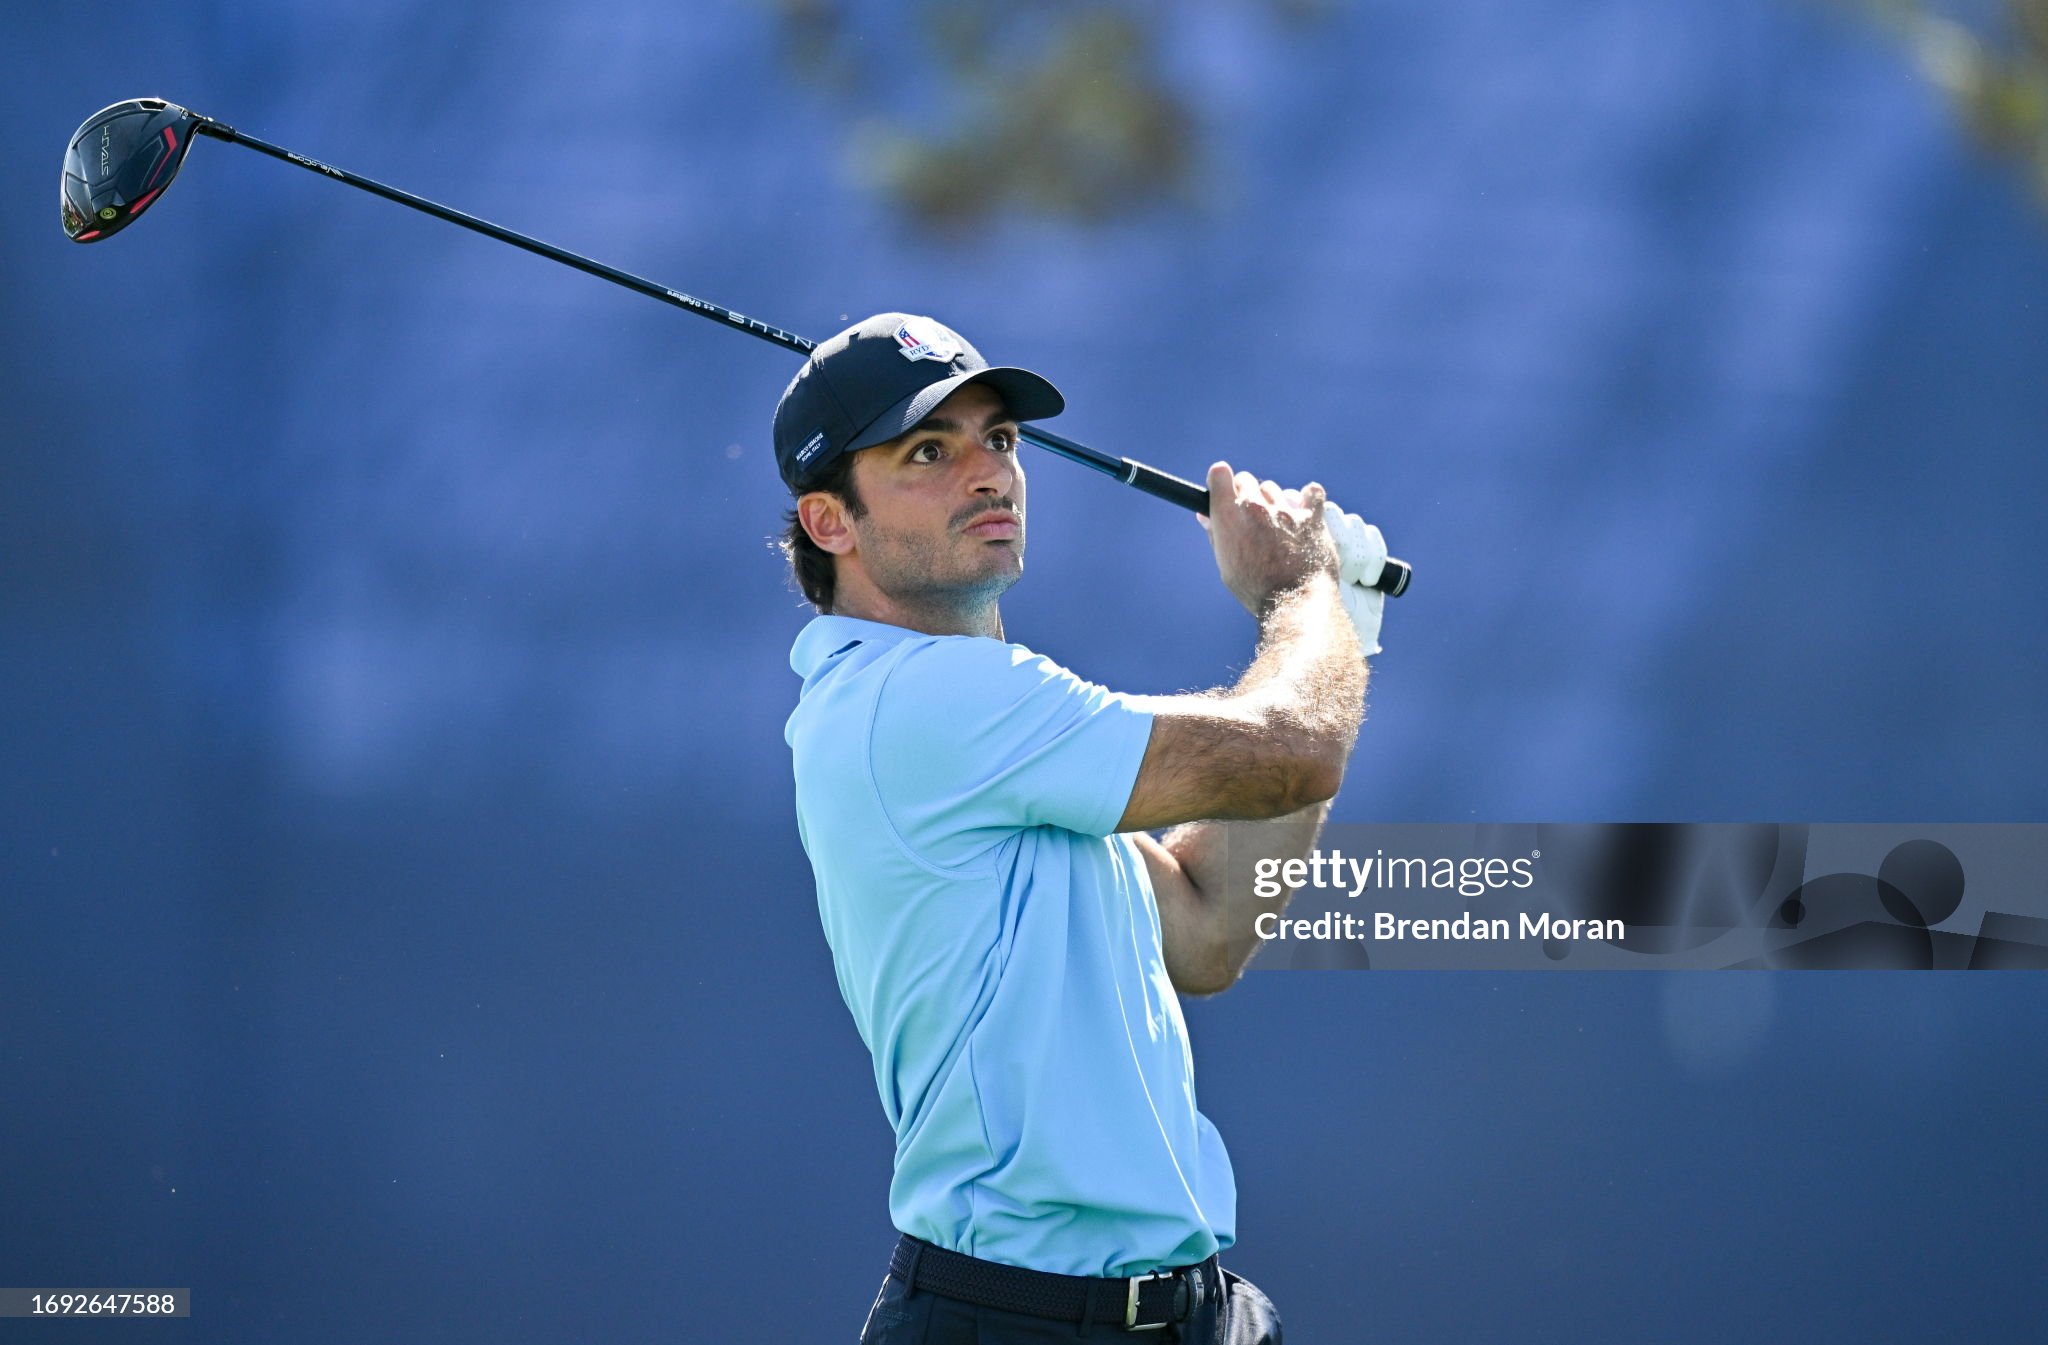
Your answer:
867;636;1156;864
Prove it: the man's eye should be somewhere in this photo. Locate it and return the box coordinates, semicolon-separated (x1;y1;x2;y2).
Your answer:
988;430;1017;453
910;441;943;463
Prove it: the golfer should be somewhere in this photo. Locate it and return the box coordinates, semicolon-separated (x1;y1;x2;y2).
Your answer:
775;314;1385;1342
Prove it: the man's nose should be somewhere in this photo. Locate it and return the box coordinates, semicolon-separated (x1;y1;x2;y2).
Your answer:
964;439;1015;495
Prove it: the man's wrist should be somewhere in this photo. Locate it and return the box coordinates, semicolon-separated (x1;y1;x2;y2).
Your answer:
1254;569;1340;623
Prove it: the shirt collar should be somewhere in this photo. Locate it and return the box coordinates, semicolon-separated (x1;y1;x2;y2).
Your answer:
789;614;923;680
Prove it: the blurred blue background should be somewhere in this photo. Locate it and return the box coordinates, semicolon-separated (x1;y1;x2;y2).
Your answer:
5;1;2046;1340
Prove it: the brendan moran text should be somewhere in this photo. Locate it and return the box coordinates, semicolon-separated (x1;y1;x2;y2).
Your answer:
1254;911;1627;942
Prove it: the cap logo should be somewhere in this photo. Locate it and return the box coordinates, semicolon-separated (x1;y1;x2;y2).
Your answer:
894;319;962;364
795;429;829;467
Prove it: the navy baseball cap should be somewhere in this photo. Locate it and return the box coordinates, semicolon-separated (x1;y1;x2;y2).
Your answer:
773;313;1064;492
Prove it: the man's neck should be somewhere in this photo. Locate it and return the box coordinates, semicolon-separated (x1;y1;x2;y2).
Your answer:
831;583;1004;641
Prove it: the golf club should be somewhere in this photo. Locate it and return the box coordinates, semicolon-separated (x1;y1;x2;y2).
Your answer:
63;97;1411;596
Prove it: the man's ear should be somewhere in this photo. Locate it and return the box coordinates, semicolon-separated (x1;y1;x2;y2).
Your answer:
798;491;858;557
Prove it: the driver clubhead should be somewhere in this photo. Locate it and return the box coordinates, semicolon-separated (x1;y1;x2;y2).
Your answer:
63;98;203;242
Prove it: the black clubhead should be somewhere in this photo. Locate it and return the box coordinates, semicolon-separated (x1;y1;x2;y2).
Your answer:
63;98;204;242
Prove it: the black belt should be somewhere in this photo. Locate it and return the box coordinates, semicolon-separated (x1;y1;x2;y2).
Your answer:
888;1234;1212;1332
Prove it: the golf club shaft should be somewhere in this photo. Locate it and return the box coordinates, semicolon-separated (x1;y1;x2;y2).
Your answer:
193;119;815;355
191;117;1411;596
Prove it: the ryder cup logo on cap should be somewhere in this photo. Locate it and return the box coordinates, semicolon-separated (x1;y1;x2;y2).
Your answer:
894;318;962;364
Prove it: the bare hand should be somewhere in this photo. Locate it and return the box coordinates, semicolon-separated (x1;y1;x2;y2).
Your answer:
1200;462;1341;616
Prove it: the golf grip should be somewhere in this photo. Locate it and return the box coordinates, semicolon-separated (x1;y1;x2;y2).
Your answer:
190;115;1410;599
1024;428;1413;597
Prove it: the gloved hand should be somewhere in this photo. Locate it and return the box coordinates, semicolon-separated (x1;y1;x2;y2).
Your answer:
1323;503;1387;658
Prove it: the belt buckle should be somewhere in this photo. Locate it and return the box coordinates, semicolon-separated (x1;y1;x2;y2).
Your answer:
1123;1269;1173;1331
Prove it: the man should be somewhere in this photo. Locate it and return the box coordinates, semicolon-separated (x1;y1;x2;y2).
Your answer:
775;313;1387;1343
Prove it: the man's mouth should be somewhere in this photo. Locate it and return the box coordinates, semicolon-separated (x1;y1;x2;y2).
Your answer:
962;512;1021;540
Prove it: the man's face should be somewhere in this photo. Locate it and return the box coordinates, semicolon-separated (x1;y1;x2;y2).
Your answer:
836;381;1027;609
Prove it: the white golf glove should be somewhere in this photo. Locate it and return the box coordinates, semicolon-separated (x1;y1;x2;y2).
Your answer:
1323;503;1388;658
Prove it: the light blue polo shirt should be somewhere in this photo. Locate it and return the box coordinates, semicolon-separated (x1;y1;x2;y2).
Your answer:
785;614;1237;1277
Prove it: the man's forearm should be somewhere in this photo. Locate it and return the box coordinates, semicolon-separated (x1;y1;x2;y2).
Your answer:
1161;575;1363;986
1161;801;1331;986
1237;573;1368;773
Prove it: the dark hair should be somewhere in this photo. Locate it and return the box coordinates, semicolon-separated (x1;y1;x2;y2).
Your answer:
779;450;867;613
